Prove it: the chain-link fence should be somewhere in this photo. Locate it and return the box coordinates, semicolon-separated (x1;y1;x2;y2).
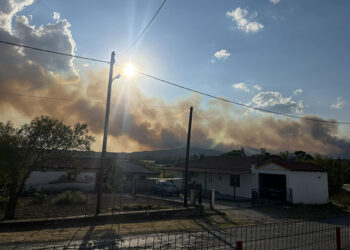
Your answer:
32;215;350;250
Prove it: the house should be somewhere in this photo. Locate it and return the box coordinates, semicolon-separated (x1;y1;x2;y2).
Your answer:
169;155;328;204
24;154;158;193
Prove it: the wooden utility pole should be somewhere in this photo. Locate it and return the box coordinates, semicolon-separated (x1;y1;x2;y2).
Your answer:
96;51;115;215
184;106;193;207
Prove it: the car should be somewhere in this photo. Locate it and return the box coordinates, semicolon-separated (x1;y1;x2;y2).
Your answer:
151;181;179;196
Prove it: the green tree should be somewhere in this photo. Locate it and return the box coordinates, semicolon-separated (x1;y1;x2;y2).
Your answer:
311;155;346;195
106;162;126;193
0;116;94;219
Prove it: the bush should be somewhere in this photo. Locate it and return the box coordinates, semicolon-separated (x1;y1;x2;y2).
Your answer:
0;196;9;207
32;191;48;204
51;191;86;205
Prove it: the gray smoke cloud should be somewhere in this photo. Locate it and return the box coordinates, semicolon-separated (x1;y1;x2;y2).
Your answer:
0;0;350;156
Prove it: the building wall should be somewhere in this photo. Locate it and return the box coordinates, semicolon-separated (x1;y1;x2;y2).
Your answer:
173;171;254;198
25;171;96;192
256;163;329;204
288;171;328;204
174;163;329;204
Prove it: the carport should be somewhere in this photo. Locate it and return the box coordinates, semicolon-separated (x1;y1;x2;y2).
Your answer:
258;173;287;202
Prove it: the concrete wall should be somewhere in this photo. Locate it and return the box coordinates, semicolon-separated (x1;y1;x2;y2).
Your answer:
173;171;254;198
25;171;96;192
256;163;329;204
288;171;328;204
173;163;329;204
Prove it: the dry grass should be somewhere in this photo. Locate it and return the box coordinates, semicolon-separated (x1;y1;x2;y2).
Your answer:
0;214;247;245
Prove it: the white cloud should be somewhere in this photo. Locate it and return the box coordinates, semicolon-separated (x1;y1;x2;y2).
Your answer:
270;0;280;4
0;0;79;83
331;97;345;109
253;85;262;91
82;63;89;67
214;49;230;60
0;0;34;33
293;89;303;95
252;91;304;114
226;8;264;33
53;11;60;20
233;83;250;92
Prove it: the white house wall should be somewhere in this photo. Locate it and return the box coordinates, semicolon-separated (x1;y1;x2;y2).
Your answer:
288;171;328;204
256;163;329;204
173;171;255;198
25;171;96;192
174;162;329;204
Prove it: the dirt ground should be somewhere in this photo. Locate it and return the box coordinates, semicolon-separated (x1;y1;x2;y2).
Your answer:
1;201;349;247
0;193;181;220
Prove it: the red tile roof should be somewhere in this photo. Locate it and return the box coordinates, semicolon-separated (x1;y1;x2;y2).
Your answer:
169;155;325;175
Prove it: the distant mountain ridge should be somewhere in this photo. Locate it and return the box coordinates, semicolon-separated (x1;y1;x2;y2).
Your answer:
118;147;222;160
71;147;222;161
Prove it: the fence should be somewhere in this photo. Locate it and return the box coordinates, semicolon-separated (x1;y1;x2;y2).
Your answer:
33;215;350;249
9;187;183;221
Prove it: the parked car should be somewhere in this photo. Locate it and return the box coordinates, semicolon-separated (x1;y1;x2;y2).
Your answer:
151;181;179;196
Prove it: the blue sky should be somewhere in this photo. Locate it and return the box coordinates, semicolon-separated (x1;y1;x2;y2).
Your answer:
20;0;350;121
1;0;350;154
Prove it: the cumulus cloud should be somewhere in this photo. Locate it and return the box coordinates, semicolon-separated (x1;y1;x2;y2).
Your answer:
252;91;304;114
226;8;264;33
270;0;280;4
0;0;34;33
331;97;345;109
294;89;303;95
253;85;262;91
214;49;230;60
233;83;250;92
53;11;60;20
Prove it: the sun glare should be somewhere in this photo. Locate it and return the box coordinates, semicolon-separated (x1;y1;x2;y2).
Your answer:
123;64;136;77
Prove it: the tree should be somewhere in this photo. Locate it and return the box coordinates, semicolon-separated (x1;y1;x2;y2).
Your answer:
311;155;347;195
105;162;126;193
0;116;95;219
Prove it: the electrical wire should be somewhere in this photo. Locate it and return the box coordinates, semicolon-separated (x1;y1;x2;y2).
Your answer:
116;63;350;125
0;91;181;109
1;39;349;124
0;40;110;64
119;0;167;54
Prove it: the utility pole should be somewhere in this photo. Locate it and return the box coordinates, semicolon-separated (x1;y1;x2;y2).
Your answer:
184;106;193;207
96;51;115;215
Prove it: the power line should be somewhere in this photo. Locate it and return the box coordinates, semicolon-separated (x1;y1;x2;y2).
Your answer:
0;91;181;109
119;0;167;54
116;63;350;125
0;40;110;64
1;39;349;124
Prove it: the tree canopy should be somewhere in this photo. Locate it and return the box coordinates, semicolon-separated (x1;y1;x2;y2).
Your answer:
0;116;95;219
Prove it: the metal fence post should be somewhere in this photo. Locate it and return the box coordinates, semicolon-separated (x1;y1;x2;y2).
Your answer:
236;240;243;250
336;227;341;250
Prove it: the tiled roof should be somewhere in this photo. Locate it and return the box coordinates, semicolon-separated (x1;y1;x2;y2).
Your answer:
34;157;158;174
168;155;325;175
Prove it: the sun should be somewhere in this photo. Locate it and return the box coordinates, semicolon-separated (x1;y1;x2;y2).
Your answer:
123;64;136;77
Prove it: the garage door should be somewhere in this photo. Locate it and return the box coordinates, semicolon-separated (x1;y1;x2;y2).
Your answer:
259;173;286;201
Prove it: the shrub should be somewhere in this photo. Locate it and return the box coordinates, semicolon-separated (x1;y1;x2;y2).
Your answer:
0;196;9;208
32;191;48;204
51;191;86;205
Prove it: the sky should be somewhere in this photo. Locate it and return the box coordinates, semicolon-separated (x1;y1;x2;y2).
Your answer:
0;0;350;157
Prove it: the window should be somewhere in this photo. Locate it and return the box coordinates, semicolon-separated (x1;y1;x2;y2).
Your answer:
218;175;222;180
230;175;240;187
